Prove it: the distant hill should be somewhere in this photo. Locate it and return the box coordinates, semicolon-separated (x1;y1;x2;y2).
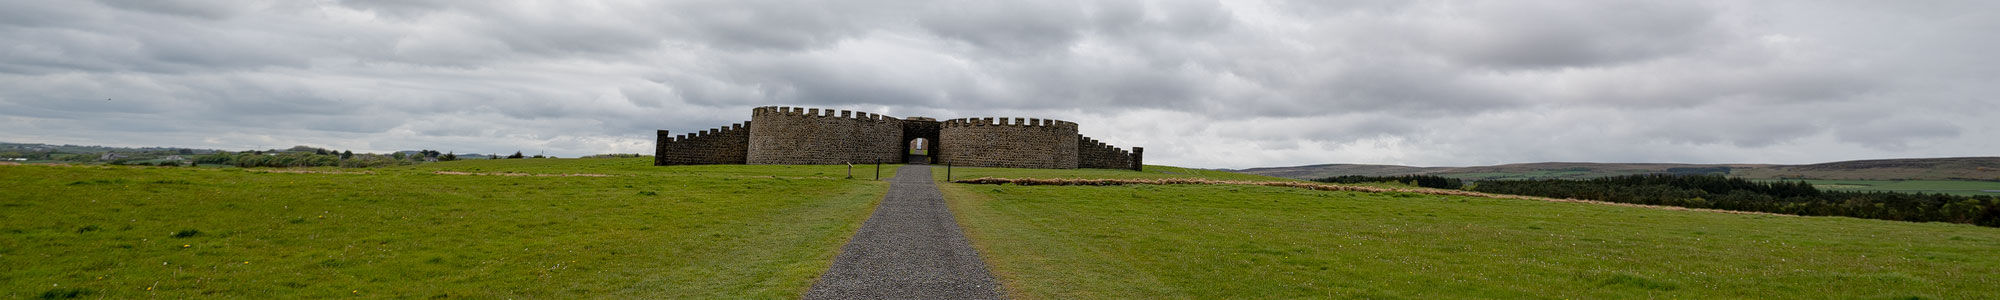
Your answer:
1232;157;2000;181
1;142;224;154
1228;163;1450;179
1733;157;2000;180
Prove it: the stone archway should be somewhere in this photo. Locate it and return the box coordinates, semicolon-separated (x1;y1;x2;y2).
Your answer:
906;138;933;164
900;117;942;165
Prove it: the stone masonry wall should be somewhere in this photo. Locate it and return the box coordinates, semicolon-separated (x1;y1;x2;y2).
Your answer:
746;106;904;165
939;117;1079;169
657;107;1143;170
654;122;750;166
1076;136;1143;171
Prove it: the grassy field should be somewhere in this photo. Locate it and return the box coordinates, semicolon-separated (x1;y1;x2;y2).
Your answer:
942;167;2000;298
935;165;1289;182
15;159;2000;298
1768;179;2000;196
0;158;898;298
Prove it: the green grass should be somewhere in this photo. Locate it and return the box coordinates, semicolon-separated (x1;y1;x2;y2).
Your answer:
934;165;1293;182
1;158;898;298
1763;179;2000;196
18;159;1997;298
942;169;2000;299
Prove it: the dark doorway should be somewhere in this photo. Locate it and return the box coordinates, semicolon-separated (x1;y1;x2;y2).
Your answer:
901;118;941;165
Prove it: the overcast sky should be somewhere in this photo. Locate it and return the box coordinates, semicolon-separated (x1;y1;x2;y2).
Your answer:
2;0;1994;168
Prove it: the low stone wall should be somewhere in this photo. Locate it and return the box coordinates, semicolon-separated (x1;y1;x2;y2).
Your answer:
1077;136;1142;170
655;122;750;165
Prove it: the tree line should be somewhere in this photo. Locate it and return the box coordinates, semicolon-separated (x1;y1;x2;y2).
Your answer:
1469;174;2000;227
1312;175;1465;189
195;148;481;168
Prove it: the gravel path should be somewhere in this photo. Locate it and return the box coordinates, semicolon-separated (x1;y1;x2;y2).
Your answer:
804;165;1005;299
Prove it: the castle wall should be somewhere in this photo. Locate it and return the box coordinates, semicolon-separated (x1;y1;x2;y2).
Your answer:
654;122;750;166
1131;147;1143;171
656;107;1143;170
746;106;904;165
939;117;1079;169
1077;136;1143;171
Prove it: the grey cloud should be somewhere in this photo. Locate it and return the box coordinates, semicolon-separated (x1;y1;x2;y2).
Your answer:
1538;51;1881;109
0;1;97;28
1301;60;1524;117
655;49;966;109
0;0;1994;167
469;5;664;55
335;0;453;19
1835;118;1962;151
1632;108;1825;148
92;0;249;20
667;0;882;51
1229;114;1423;144
1412;1;1726;69
919;0;1090;56
0;6;316;74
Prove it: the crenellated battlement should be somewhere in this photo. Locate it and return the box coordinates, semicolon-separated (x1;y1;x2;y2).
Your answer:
938;117;1080;169
939;117;1077;130
1076;135;1142;170
657;106;1141;170
671;122;751;142
746;106;905;164
655;121;752;166
752;106;900;123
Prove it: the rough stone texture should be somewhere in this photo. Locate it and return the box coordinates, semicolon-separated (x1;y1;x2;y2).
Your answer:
656;106;1141;170
653;122;750;166
655;130;668;166
746;106;903;165
1077;136;1141;170
1131;147;1144;171
803;165;1005;299
939;117;1079;169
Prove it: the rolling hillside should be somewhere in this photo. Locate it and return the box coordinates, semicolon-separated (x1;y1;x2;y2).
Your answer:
1233;157;2000;181
943;165;2000;298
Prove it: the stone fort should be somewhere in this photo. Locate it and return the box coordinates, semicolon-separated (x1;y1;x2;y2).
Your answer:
655;106;1143;170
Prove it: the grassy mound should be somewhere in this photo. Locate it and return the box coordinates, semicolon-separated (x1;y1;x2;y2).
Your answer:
942;166;2000;299
0;158;896;298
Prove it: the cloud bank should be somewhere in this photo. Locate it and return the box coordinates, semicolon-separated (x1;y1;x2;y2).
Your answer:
1;0;1993;168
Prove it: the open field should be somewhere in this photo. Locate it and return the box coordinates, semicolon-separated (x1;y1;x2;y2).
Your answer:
943;167;2000;298
935;165;1290;182
1774;179;2000;196
0;158;896;298
15;159;2000;298
1235;157;2000;182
